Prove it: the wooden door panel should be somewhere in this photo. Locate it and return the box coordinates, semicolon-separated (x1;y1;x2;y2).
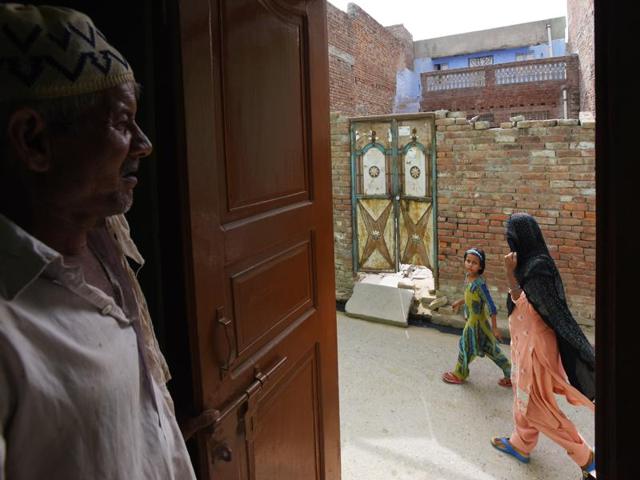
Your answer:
178;0;340;478
223;206;312;267
254;349;321;480
222;0;309;215
229;238;315;358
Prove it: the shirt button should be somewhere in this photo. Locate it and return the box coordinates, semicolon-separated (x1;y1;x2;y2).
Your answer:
101;304;113;315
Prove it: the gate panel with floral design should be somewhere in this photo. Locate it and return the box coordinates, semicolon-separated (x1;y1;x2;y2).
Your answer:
350;114;437;278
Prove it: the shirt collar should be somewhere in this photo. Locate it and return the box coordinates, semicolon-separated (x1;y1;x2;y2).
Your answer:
105;214;145;267
0;213;61;300
0;213;145;301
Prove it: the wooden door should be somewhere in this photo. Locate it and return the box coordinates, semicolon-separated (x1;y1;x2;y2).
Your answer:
177;0;341;478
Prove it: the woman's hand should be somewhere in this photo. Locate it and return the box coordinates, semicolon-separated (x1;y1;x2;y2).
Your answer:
504;251;522;300
504;252;518;276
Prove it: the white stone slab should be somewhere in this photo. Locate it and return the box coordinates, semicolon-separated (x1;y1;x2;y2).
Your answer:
345;283;413;327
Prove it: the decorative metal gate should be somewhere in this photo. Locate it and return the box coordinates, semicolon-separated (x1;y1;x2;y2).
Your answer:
350;114;437;278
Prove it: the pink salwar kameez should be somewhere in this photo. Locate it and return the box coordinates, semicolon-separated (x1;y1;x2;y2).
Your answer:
508;291;595;467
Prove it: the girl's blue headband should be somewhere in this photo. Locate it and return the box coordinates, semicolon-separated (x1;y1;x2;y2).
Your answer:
465;248;484;261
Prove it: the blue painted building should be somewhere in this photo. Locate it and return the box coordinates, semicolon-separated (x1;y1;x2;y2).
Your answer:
415;40;566;73
395;17;567;114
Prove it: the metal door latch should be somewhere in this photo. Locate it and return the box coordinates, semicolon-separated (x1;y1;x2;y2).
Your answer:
181;356;288;441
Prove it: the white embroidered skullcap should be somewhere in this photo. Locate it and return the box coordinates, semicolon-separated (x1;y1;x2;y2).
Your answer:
0;3;135;102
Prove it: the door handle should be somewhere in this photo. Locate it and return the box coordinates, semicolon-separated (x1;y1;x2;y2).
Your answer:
217;306;233;378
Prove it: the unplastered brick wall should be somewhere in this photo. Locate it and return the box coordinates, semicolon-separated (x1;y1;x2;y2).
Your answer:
327;4;356;115
327;3;412;116
420;56;580;123
435;111;596;325
331;112;357;299
567;0;595;113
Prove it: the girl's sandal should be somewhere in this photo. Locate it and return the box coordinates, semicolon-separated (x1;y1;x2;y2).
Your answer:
442;372;464;384
498;377;513;388
491;437;530;464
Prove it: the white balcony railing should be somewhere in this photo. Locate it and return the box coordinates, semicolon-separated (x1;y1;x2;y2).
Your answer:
426;70;485;91
495;62;567;85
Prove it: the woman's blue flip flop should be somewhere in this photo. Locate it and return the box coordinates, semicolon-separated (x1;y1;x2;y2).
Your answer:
581;450;596;478
491;437;530;464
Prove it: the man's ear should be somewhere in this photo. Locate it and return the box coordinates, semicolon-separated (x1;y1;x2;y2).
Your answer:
7;108;51;173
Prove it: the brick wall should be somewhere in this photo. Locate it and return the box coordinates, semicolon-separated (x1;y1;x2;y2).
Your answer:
330;112;357;299
567;0;595;113
420;56;580;123
435;111;596;325
330;110;596;322
327;3;412;116
385;24;414;71
327;4;356;115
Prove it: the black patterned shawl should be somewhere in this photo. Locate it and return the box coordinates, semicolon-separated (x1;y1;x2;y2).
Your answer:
506;213;595;401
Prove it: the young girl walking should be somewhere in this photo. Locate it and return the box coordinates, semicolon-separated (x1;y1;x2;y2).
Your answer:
491;213;595;479
442;248;512;387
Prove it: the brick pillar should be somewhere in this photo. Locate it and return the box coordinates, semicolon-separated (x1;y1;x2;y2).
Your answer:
331;112;357;300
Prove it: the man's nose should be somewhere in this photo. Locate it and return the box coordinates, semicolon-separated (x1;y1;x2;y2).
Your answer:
131;121;153;158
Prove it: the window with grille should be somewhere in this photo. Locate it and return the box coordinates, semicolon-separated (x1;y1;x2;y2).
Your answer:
469;55;493;67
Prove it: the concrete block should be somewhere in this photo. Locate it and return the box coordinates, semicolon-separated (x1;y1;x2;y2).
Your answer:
345;283;413;327
429;296;449;309
435;109;449;119
516;120;535;128
447;111;467;118
500;122;515;129
510;115;525;122
438;306;456;315
580;120;595;129
558;119;580;126
419;294;437;307
474;121;491;130
415;304;432;316
435;118;455;126
397;279;415;290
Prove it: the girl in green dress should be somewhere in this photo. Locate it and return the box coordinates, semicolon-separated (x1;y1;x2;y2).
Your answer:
442;248;512;387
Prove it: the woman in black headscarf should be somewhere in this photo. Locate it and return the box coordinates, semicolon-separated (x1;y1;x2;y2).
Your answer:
491;213;595;478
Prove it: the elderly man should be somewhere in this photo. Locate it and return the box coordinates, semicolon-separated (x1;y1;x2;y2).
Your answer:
0;4;196;479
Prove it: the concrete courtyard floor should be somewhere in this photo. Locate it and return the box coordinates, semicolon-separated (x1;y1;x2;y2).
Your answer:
337;312;594;480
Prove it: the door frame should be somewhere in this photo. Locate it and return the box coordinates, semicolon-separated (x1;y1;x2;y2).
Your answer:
143;0;632;476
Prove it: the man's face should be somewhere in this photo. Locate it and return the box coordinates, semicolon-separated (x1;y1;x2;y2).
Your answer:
44;82;152;220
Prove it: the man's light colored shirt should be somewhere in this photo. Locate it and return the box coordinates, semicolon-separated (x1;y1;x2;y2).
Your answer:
0;214;196;479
